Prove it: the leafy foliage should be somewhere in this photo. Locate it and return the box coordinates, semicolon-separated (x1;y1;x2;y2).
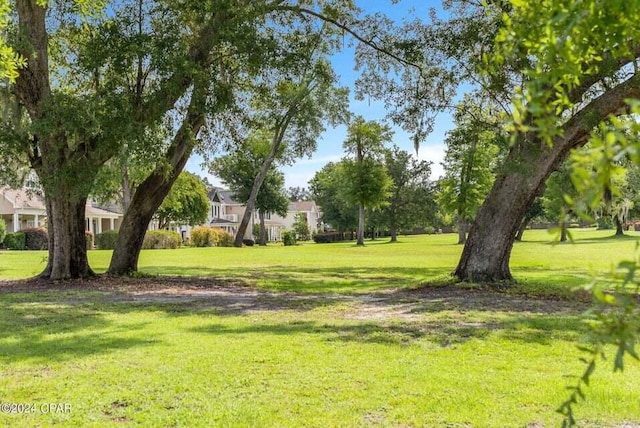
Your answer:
3;231;25;250
155;172;210;229
96;230;119;250
292;212;311;241
309;162;358;232
282;230;296;246
0;217;5;244
22;227;48;250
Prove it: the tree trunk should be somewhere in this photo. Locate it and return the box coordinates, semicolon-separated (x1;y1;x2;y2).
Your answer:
390;223;397;242
515;218;527;242
40;192;94;280
457;218;467;245
454;133;578;282
560;221;568;242
614;215;624;236
259;211;267;246
356;204;365;246
233;133;284;247
454;71;640;282
108;97;205;275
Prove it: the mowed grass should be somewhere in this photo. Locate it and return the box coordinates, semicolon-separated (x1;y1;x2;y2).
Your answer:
1;228;639;293
0;228;639;426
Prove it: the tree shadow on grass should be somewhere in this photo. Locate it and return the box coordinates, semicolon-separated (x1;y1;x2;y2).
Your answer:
140;265;452;293
0;299;155;363
187;310;587;348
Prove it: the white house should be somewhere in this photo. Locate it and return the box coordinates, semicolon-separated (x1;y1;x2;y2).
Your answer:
0;187;123;234
204;188;320;241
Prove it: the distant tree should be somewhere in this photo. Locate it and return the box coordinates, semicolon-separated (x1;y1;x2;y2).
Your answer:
379;146;435;242
515;197;544;242
211;138;289;246
342;117;393;246
309;162;358;234
154;172;210;230
287;186;312;201
542;165;579;242
438;102;501;244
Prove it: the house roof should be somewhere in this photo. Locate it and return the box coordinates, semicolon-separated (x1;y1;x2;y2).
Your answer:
288;200;318;212
86;205;122;218
208;187;241;204
0;187;46;211
210;217;238;226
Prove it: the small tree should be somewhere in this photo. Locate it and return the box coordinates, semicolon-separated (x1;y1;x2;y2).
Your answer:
292;212;311;241
155;172;210;229
342;117;393;246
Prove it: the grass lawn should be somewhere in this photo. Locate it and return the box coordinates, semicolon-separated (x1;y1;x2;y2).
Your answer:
0;228;639;426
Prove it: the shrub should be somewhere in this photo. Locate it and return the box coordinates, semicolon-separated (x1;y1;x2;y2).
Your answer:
86;231;94;250
191;226;213;247
313;232;344;243
216;229;234;247
424;226;436;235
0;218;5;245
282;230;297;246
142;230;181;249
23;227;48;250
96;230;119;250
242;239;255;247
191;227;234;247
4;232;26;250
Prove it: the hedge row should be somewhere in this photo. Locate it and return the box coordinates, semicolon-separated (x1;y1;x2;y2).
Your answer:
313;232;347;244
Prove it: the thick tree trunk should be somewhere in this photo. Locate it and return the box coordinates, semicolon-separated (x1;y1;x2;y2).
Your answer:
457;218;467;245
40;192;93;280
108;99;205;275
454;71;640;283
356;204;365;246
454;134;576;282
259;211;267;246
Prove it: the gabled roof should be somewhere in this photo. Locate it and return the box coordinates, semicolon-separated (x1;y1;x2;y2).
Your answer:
288;200;318;213
208;187;242;205
210;217;239;226
0;188;46;211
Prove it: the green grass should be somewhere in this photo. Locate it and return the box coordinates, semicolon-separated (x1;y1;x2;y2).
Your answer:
1;228;639;426
2;228;639;293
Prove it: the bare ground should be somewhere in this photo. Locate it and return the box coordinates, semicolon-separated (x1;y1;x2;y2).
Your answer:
0;275;591;320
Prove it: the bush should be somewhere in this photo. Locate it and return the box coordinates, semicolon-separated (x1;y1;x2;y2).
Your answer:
4;232;26;250
242;239;255;247
23;227;48;250
96;230;119;250
142;230;181;249
0;218;5;245
424;226;436;235
191;227;234;247
282;230;297;246
313;232;345;243
86;231;94;250
217;230;234;247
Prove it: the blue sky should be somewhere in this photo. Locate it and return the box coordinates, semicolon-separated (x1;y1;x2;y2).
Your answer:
186;0;454;188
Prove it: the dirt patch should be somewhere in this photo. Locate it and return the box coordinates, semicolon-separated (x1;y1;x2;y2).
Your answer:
0;275;592;321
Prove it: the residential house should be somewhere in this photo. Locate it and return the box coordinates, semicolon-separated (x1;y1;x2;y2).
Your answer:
0;187;123;234
204;187;320;242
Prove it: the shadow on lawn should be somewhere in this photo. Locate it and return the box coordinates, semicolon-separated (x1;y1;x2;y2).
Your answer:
187;311;586;348
0;300;155;363
140;265;451;293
